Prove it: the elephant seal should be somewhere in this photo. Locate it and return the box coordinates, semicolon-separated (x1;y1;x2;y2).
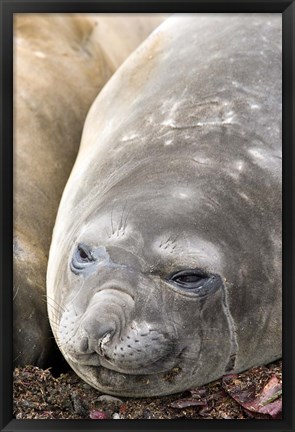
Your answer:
47;13;282;397
13;13;166;367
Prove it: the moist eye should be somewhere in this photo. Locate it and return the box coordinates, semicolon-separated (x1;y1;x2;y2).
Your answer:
168;269;210;290
70;243;95;274
78;244;90;261
174;274;203;284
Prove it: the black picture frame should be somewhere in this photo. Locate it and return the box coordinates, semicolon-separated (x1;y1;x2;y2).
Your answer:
0;1;294;431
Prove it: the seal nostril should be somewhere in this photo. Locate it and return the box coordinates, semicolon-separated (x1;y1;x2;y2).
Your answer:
80;336;89;353
96;327;118;357
98;331;112;346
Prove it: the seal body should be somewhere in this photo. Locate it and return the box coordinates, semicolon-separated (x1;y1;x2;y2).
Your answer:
47;14;282;396
13;13;165;367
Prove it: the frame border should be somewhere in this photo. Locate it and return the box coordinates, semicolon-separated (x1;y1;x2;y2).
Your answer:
1;1;294;431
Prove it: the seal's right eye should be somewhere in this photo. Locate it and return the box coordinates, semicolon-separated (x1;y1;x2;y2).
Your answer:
70;243;95;274
77;244;92;261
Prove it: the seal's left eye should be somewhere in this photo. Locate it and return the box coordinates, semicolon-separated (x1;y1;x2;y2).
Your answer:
168;269;211;291
174;274;203;284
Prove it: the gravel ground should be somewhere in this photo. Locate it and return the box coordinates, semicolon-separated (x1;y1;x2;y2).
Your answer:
13;359;282;420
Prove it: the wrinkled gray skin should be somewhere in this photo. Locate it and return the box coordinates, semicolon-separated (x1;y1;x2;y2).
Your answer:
47;14;282;397
13;13;165;367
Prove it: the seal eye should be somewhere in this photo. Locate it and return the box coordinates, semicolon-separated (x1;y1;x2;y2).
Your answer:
71;243;95;274
77;244;92;262
168;269;211;291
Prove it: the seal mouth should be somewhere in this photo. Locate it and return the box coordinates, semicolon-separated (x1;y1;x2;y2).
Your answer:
67;340;179;375
100;351;176;375
68;350;176;375
69;361;184;397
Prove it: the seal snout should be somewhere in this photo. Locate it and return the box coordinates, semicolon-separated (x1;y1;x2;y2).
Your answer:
78;322;115;356
61;284;177;374
79;311;176;374
78;289;132;357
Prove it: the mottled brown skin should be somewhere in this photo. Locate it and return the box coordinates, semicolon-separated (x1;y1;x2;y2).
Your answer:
13;13;166;367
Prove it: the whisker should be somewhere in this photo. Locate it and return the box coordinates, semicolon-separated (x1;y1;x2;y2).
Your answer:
13;354;22;363
47;303;64;314
165;235;172;244
48;318;62;326
55;341;67;349
45;295;68;313
110;203;115;235
123;203;134;233
13;285;20;302
118;201;128;232
67;281;85;311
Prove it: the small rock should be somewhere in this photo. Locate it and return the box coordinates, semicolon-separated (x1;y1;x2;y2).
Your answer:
143;409;156;419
